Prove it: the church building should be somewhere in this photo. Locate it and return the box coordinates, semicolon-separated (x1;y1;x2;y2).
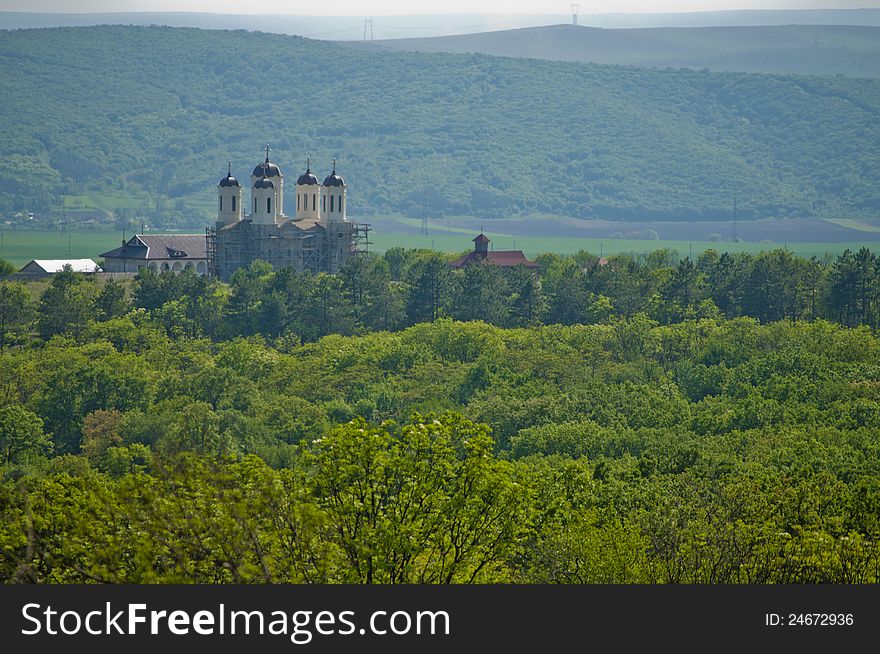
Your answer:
450;233;538;269
206;146;369;281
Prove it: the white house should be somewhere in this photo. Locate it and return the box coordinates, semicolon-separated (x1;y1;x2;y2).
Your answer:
17;259;100;278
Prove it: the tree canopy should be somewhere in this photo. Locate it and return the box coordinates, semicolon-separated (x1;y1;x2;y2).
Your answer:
3;250;880;582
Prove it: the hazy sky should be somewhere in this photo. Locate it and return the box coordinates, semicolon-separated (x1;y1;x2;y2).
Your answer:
1;1;878;15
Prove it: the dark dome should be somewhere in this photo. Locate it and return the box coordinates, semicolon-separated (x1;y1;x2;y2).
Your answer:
253;161;282;178
219;173;240;187
323;172;345;187
254;176;275;190
297;170;319;186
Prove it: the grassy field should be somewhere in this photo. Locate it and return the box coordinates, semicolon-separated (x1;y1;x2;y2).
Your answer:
2;228;878;270
1;230;131;267
824;218;880;234
61;190;155;213
368;232;877;260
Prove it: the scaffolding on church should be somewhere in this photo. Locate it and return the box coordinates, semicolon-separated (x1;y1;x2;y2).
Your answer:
205;226;218;278
206;219;372;281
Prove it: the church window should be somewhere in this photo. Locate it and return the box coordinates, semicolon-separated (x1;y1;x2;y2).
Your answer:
312;194;316;211
323;195;326;213
254;198;257;213
267;197;272;213
297;194;300;211
219;196;223;211
232;196;236;212
330;196;335;213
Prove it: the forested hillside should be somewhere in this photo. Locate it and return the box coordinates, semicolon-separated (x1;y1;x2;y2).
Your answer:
1;26;879;224
3;247;880;582
354;24;880;78
4;258;880;581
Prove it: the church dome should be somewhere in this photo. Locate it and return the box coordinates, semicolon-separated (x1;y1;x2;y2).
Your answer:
323;159;345;187
219;173;240;187
254;176;275;190
297;169;319;186
219;161;240;187
253;160;281;178
253;145;282;177
323;171;345;187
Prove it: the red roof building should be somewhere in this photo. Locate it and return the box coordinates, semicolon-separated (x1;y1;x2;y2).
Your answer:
449;234;539;269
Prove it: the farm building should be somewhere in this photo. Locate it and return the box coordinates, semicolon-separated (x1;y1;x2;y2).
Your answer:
17;259;100;278
100;234;208;275
449;233;538;269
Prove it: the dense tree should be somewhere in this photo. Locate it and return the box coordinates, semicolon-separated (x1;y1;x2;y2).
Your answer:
0;281;36;350
404;252;451;324
5;242;880;584
826;248;880;328
94;278;130;321
543;257;589;325
339;255;403;332
0;405;50;464
80;409;124;466
37;267;99;339
0;259;15;280
1;316;880;582
306;414;527;583
225;261;274;337
506;265;547;327
450;262;509;325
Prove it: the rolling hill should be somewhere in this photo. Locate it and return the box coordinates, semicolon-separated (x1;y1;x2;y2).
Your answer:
2;9;880;38
349;23;880;78
0;25;878;226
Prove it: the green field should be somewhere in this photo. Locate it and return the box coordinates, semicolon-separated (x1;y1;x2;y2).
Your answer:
61;190;156;213
368;232;876;260
2;228;878;269
0;230;131;267
824;218;880;234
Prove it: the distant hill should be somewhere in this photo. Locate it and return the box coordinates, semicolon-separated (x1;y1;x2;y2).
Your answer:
0;25;878;225
2;9;880;39
349;24;880;78
580;8;880;29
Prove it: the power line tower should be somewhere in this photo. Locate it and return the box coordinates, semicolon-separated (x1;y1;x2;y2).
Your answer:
363;19;374;41
732;189;739;242
421;192;428;235
571;3;580;26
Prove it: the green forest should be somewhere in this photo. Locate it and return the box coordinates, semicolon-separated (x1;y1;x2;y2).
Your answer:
1;25;879;224
3;246;880;583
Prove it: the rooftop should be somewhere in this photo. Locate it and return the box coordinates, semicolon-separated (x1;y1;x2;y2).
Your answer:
20;259;99;273
449;250;538;269
100;234;207;260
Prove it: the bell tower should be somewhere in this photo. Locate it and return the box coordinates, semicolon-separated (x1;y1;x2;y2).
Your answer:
295;156;321;220
322;158;347;222
252;173;278;225
217;161;242;225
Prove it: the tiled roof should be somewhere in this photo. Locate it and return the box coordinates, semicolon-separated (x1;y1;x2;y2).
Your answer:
100;235;207;260
449;250;538;269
